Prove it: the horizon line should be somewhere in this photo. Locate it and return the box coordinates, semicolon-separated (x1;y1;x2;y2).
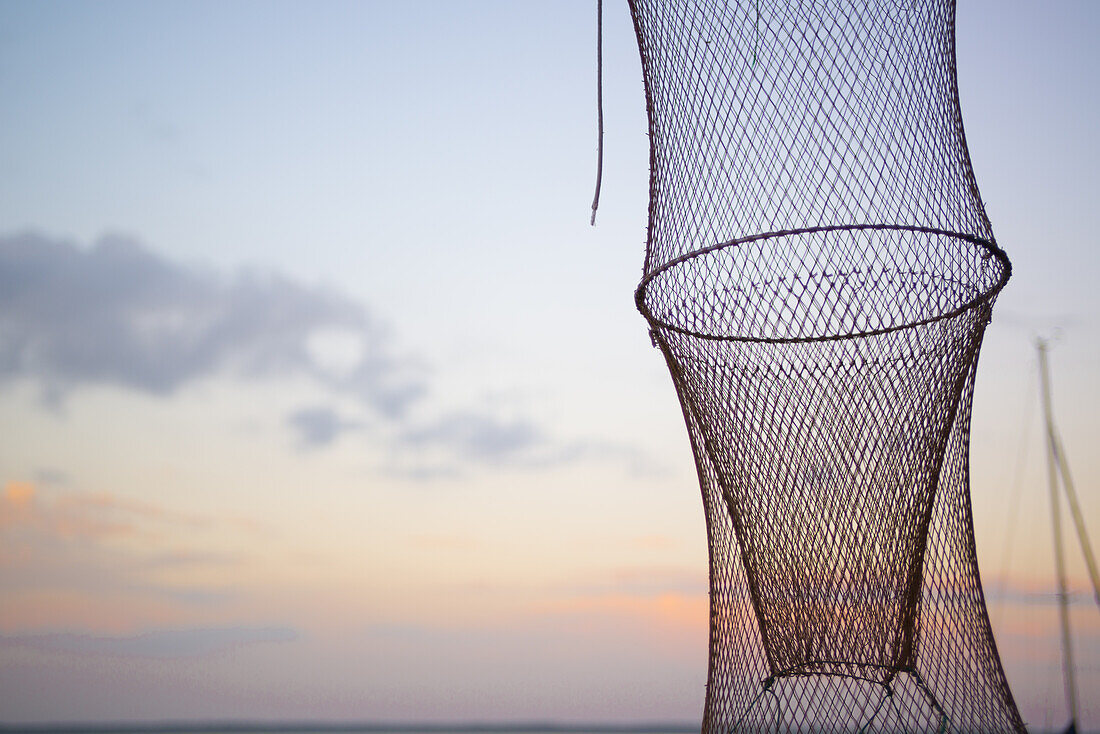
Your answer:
0;722;700;734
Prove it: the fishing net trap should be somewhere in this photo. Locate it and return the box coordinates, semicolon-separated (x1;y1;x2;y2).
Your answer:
623;0;1026;731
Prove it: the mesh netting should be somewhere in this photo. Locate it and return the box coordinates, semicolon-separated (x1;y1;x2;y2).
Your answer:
627;1;1025;731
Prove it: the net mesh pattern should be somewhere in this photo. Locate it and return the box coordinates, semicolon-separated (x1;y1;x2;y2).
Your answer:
627;1;1025;731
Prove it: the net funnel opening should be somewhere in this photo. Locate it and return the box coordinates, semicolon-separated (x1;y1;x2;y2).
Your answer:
637;227;1008;343
628;0;1025;731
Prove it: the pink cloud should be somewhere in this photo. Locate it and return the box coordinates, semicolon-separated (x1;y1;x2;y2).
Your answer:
0;481;250;632
1;480;211;545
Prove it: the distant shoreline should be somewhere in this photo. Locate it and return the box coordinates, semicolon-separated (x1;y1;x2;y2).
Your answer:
0;726;1090;734
1;725;1091;734
0;725;700;734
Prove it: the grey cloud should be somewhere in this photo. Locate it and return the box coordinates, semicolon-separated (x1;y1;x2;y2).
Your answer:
399;410;544;462
287;405;361;449
0;626;298;658
33;467;70;485
402;416;670;476
392;430;668;478
383;461;463;482
384;411;668;479
551;439;670;478
382;409;591;478
0;232;424;416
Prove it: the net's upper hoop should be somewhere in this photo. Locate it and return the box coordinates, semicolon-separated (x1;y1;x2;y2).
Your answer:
636;224;1010;344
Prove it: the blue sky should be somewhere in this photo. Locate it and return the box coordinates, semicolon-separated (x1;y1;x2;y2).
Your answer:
0;0;1098;727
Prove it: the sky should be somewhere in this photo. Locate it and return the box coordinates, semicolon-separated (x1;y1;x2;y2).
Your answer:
0;0;1097;728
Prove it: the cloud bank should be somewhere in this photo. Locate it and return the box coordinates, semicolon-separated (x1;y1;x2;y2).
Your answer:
0;232;650;476
0;231;422;415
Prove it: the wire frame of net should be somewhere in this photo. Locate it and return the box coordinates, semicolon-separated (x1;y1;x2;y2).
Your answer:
627;1;1026;731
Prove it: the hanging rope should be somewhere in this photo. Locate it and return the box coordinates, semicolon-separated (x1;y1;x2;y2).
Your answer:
590;0;604;226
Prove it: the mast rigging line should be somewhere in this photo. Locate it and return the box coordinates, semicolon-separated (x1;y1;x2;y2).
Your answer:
1037;339;1100;612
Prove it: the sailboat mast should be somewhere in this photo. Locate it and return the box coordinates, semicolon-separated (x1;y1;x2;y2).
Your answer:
1037;338;1079;730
